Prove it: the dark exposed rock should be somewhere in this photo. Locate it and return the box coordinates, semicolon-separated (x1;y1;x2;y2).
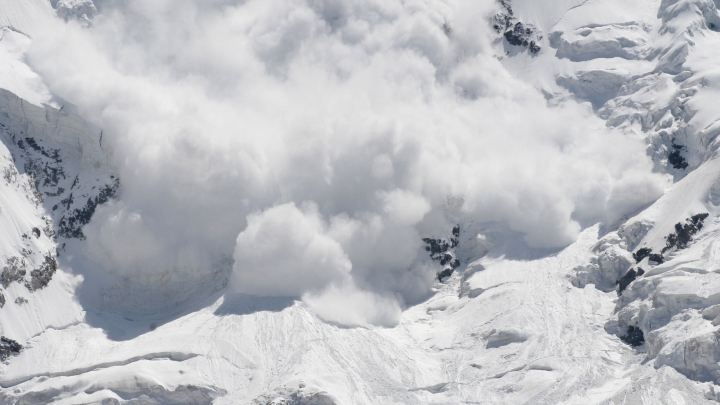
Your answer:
493;0;542;54
617;267;644;294
633;247;652;263
662;213;709;253
668;143;688;170
25;254;57;291
424;238;450;256
504;23;527;46
437;268;454;281
620;326;645;347
0;292;4;308
0;336;22;361
14;297;27;305
504;23;541;54
648;253;664;265
1;257;26;288
424;225;462;281
6;132;121;244
31;227;41;238
58;177;120;240
439;253;454;266
492;0;514;32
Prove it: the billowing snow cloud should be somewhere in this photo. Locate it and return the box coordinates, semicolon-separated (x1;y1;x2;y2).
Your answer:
24;0;667;325
232;202;352;297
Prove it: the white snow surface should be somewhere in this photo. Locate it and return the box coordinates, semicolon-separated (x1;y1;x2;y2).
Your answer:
3;0;720;404
0;0;53;38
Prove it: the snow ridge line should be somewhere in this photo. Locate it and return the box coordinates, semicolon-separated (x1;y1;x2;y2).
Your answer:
0;351;199;388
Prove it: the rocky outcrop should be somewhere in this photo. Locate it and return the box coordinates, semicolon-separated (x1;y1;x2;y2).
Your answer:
423;225;461;281
25;254;57;291
621;326;645;347
618;268;644;294
493;0;542;54
0;88;119;298
0;336;22;361
662;213;709;253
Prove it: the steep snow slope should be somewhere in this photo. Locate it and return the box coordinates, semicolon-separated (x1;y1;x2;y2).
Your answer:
3;0;720;404
0;0;53;38
533;0;720;392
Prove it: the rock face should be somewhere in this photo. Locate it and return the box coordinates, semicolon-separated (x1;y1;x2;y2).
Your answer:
0;336;21;361
0;88;118;302
662;213;709;253
633;247;652;263
668;144;689;170
493;0;542;54
25;253;57;291
618;268;644;294
621;326;645;347
423;225;461;281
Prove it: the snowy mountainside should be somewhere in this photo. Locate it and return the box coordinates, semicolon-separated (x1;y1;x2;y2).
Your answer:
514;0;720;391
0;86;118;338
5;0;720;404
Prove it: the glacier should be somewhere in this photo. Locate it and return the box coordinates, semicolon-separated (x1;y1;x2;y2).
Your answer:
2;0;720;404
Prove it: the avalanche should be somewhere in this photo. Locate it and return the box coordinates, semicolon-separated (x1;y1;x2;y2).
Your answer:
2;0;720;404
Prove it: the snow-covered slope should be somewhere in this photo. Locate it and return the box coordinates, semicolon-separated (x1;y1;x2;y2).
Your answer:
0;0;54;38
4;0;720;404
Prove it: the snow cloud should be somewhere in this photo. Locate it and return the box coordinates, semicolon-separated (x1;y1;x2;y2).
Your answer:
25;0;666;325
232;202;352;297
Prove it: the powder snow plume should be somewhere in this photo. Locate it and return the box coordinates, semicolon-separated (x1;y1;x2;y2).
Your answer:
24;0;666;325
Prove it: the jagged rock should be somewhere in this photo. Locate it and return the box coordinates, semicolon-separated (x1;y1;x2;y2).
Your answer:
633;247;652;263
492;0;514;32
31;227;40;238
504;24;541;54
25;254;57;291
437;268;454;281
493;0;542;54
662;213;709;253
58;177;120;240
0;336;22;361
621;326;645;347
648;253;665;265
0;292;4;308
14;297;27;305
0;90;121;247
424;238;450;256
668;143;688;170
424;225;462;281
618;267;644;294
1;256;26;288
